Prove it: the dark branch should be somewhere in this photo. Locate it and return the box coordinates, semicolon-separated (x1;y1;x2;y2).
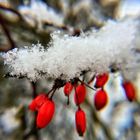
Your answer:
0;13;16;51
0;4;23;20
4;73;26;79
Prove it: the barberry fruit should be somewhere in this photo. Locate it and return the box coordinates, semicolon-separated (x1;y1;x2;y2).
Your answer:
74;84;86;105
64;82;73;96
36;99;55;128
29;94;48;111
95;73;109;88
94;89;108;110
75;108;86;136
122;81;135;102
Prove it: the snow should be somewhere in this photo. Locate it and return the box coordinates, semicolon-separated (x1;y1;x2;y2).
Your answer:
3;19;139;81
19;0;64;28
0;108;20;133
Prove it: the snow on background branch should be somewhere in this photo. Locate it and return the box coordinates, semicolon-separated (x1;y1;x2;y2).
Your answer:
3;18;139;81
19;0;64;28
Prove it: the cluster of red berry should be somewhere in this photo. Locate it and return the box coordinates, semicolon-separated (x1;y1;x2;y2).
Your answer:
29;94;55;128
28;73;136;136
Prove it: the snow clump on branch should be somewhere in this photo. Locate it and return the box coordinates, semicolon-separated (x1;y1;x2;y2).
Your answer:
3;19;139;81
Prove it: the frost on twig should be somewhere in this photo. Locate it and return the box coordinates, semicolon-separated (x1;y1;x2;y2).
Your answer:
3;19;139;81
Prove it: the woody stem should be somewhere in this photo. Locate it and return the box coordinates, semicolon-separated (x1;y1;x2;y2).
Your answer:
78;78;96;91
47;87;55;96
88;74;95;84
50;88;57;99
0;13;16;50
31;82;40;140
74;85;80;108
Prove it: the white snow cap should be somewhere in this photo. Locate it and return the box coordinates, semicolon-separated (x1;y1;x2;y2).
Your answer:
3;19;139;81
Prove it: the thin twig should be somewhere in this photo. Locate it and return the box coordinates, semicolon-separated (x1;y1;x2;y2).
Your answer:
30;82;40;140
78;78;96;91
88;74;95;84
50;88;57;99
74;84;80;108
4;73;25;79
47;87;55;96
23;82;40;140
0;4;23;20
0;13;16;50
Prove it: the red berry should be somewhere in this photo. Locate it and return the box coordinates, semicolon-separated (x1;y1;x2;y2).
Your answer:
36;100;55;128
29;94;48;111
95;73;109;88
122;81;135;102
64;82;73;96
94;89;108;110
74;84;86;105
75;108;86;136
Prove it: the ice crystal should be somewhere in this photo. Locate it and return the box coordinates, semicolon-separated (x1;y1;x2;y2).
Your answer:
3;19;139;81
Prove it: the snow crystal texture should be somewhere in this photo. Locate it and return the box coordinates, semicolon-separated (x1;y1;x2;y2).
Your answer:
3;19;139;81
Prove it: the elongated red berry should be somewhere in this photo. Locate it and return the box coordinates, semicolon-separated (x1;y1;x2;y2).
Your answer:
95;73;109;88
37;100;55;128
74;84;86;105
29;94;48;111
75;108;86;136
94;89;108;110
64;82;73;96
122;81;135;102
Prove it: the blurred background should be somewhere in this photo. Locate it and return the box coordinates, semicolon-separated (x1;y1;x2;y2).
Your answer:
0;0;140;140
